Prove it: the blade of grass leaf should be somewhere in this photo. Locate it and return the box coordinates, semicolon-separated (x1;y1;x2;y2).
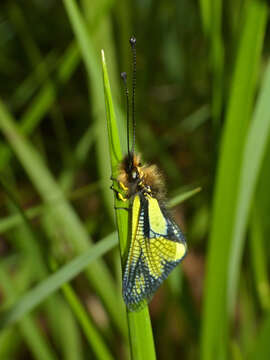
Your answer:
238;276;257;358
62;0;115;220
58;305;84;360
0;232;117;329
168;187;202;208
62;283;114;360
59;123;97;192
0;328;21;359
249;208;270;311
179;105;210;133
0;175;46;278
102;49;156;360
0;268;58;360
199;0;211;36
198;0;224;126
210;0;224;125
9;3;51;84
249;311;270;360
0;181;100;235
62;0;127;221
20;316;59;360
227;58;270;314
0;41;80;171
0;100;125;334
201;1;267;359
0;118;98;237
1;172;82;360
101;49;127;255
82;0;121;97
20;42;79;135
10;51;57;110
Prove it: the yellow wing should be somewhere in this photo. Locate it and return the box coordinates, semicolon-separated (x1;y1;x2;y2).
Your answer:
123;193;187;310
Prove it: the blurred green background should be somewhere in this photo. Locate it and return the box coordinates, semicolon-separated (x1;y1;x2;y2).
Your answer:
0;0;270;359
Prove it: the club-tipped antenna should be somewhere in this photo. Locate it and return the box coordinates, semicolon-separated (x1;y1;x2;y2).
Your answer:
129;36;136;157
120;71;131;162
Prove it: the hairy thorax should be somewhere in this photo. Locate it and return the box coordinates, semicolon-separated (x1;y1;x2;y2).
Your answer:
117;154;166;200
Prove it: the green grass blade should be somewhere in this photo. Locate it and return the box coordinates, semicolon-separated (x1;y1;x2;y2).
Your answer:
0;268;58;360
102;49;156;360
0;41;80;171
168;187;202;208
0;182;100;235
198;0;224;125
201;1;267;359
62;0;114;220
210;0;224;125
56;303;84;360
62;0;127;222
249;311;270;360
20;42;79;135
199;0;211;36
62;0;99;80
250;209;270;311
10;51;57;110
100;50;122;174
62;283;114;360
179;105;210;132
18;316;59;360
238;277;257;358
0;99;124;334
0;170;83;360
0;232;117;329
228;58;270;313
0;328;21;359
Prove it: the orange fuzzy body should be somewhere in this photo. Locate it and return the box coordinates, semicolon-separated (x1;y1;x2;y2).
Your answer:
117;154;166;200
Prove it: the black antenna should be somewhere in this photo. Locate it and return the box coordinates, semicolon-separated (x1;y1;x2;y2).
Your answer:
120;71;131;161
129;36;136;157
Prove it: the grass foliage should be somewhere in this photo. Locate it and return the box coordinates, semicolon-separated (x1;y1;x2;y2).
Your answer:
0;0;270;359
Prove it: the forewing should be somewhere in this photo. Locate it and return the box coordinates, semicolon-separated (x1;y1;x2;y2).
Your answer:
122;194;187;311
122;194;150;310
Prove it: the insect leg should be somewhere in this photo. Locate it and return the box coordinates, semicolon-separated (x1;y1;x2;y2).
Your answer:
110;176;129;191
119;182;129;191
110;175;129;201
110;184;129;202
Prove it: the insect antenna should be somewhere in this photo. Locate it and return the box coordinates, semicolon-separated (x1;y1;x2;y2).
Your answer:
129;36;136;158
120;71;131;165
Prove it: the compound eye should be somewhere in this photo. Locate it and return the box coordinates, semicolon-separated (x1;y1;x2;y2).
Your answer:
131;170;137;179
